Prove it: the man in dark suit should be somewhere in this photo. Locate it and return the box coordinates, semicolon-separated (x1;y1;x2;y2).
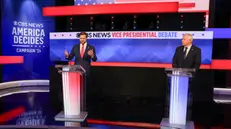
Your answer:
64;32;97;75
64;32;97;126
172;33;202;122
172;33;201;69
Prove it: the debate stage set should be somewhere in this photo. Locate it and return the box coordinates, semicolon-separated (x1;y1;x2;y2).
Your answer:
1;0;231;129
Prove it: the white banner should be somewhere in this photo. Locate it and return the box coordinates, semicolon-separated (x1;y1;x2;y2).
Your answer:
50;31;213;40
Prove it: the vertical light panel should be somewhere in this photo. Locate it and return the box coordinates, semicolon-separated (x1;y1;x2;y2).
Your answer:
169;71;189;125
62;71;81;116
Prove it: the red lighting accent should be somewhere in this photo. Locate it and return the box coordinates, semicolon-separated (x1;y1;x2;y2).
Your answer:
210;60;231;70
87;119;221;129
43;2;178;16
111;16;114;19
91;62;210;69
70;17;72;20
69;60;231;70
90;17;94;20
181;15;183;18
0;56;24;64
87;119;160;128
0;107;25;123
179;3;195;8
157;15;159;18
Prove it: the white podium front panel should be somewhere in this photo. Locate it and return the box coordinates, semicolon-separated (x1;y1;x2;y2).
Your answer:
169;72;189;125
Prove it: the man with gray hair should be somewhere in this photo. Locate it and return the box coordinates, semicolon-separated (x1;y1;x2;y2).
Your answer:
172;33;201;69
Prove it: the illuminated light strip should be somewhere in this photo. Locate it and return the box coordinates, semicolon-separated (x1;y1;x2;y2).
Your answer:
87;119;160;128
0;89;49;98
69;62;211;69
42;4;209;16
74;60;231;70
91;62;211;68
42;2;178;16
62;71;81;116
214;88;231;95
115;0;196;8
114;0;179;3
0;56;24;64
210;60;231;70
0;106;25;123
178;3;195;8
0;80;49;90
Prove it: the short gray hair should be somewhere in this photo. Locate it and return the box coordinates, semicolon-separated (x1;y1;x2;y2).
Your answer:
183;33;193;42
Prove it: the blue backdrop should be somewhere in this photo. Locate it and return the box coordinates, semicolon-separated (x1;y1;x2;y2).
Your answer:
50;38;213;64
2;0;55;81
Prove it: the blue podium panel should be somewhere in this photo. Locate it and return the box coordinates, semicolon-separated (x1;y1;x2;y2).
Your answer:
161;68;195;129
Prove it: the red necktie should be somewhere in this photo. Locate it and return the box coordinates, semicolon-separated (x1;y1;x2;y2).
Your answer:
80;44;85;58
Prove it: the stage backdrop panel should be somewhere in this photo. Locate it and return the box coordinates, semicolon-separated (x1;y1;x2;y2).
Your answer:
74;0;210;27
50;31;213;64
1;0;55;81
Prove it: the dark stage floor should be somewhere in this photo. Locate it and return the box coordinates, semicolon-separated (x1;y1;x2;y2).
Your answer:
0;86;228;129
0;91;149;129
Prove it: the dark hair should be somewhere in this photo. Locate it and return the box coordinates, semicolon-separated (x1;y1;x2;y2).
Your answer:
77;32;88;38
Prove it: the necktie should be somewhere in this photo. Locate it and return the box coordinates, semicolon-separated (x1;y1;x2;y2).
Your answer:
183;47;188;59
80;44;85;58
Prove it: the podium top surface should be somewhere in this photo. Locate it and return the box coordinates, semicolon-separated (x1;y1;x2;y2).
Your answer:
165;68;196;72
165;68;196;77
55;65;86;73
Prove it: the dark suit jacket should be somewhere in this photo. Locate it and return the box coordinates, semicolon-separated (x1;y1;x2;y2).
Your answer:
172;45;201;69
65;43;97;75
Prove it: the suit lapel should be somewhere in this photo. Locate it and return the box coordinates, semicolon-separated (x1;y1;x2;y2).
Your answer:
181;47;185;59
77;44;81;58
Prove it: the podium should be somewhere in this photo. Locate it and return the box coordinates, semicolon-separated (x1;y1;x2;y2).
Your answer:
54;65;87;125
160;68;195;129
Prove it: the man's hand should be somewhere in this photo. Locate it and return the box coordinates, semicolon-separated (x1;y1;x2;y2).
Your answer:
64;50;69;57
87;49;94;58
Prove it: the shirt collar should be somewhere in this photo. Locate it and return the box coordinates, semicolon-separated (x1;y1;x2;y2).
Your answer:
80;42;87;46
185;44;192;50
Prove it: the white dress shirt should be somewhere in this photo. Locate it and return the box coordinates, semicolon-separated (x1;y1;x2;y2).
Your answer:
80;43;87;53
184;44;192;57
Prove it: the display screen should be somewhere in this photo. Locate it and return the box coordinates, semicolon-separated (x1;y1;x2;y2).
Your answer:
50;31;213;64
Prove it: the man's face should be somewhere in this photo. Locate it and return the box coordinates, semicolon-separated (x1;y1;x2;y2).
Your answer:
79;35;87;44
181;35;191;46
